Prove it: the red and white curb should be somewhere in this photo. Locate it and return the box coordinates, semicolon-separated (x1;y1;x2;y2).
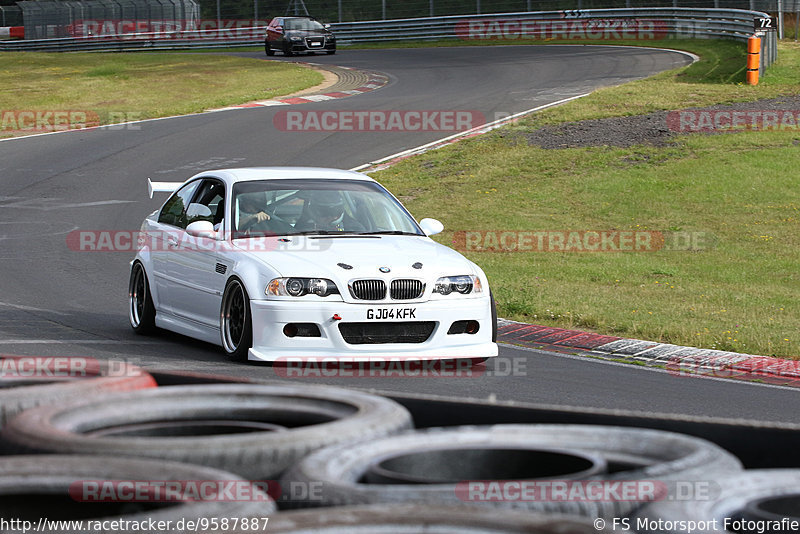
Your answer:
210;65;389;111
498;319;800;386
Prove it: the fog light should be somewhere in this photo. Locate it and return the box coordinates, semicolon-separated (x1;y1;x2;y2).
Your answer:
447;320;480;335
283;324;299;337
283;323;321;338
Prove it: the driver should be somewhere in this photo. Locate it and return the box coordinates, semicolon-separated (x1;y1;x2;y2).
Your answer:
237;193;272;231
298;192;365;232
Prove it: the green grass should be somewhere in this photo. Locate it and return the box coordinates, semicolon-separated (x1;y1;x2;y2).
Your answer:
0;52;322;138
371;40;800;359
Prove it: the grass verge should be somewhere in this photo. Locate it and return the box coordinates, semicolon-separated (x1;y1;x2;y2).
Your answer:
0;52;322;138
371;40;800;359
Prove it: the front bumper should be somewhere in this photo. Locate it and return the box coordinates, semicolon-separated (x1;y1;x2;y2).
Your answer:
248;296;497;361
288;37;335;52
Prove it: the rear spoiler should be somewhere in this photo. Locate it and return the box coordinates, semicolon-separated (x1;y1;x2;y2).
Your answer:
147;178;182;199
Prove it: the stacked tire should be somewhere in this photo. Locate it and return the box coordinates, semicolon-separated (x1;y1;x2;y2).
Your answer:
0;362;778;532
0;355;156;427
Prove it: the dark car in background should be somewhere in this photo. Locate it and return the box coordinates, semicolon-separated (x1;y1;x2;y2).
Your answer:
265;16;336;56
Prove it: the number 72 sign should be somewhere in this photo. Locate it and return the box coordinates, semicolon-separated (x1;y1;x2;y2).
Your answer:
754;16;777;32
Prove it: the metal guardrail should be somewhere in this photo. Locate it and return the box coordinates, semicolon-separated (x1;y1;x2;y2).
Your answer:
0;7;777;71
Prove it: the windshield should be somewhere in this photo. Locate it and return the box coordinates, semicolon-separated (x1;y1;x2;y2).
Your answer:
231;179;423;238
284;19;325;31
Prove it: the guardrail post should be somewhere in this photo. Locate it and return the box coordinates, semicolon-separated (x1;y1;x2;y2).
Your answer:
747;34;761;85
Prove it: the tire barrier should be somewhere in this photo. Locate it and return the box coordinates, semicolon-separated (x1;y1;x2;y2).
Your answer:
0;371;793;528
634;469;800;533
0;454;275;533
281;424;743;518
0;383;413;480
0;355;156;428
262;504;615;533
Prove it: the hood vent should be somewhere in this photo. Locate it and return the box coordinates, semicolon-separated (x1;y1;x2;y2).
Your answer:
215;263;227;275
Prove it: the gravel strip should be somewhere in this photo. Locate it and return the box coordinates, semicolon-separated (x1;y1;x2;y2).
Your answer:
525;95;800;149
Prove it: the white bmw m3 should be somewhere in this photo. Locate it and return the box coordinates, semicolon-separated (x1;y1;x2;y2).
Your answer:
129;167;498;362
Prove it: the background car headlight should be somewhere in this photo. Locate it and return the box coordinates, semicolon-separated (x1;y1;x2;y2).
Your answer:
433;275;482;295
267;278;340;297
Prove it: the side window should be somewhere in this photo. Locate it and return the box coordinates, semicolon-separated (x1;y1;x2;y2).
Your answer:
188;179;225;228
157;181;201;228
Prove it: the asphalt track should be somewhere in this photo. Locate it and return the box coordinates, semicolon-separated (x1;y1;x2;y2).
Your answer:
2;45;799;424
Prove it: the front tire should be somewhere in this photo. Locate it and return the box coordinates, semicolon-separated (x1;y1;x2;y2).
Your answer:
327;49;336;55
265;41;274;56
221;278;253;362
283;42;295;56
129;262;156;335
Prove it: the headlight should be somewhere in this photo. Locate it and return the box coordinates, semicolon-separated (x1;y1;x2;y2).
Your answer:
288;35;302;41
267;278;340;297
433;275;482;295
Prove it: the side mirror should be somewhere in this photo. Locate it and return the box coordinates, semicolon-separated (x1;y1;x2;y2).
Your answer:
185;203;212;219
324;23;331;29
419;218;444;236
186;220;218;239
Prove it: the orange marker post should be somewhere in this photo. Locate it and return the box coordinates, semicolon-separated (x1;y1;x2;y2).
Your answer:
746;35;761;85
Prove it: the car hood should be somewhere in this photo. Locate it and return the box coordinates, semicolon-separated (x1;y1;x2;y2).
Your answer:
233;234;477;281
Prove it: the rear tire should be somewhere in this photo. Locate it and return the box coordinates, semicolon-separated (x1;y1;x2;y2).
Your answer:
128;262;156;335
220;278;252;362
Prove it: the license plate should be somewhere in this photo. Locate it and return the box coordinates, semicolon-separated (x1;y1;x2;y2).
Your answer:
366;308;417;320
310;42;321;46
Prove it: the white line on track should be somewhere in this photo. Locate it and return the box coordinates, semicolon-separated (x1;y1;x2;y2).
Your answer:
349;93;590;172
